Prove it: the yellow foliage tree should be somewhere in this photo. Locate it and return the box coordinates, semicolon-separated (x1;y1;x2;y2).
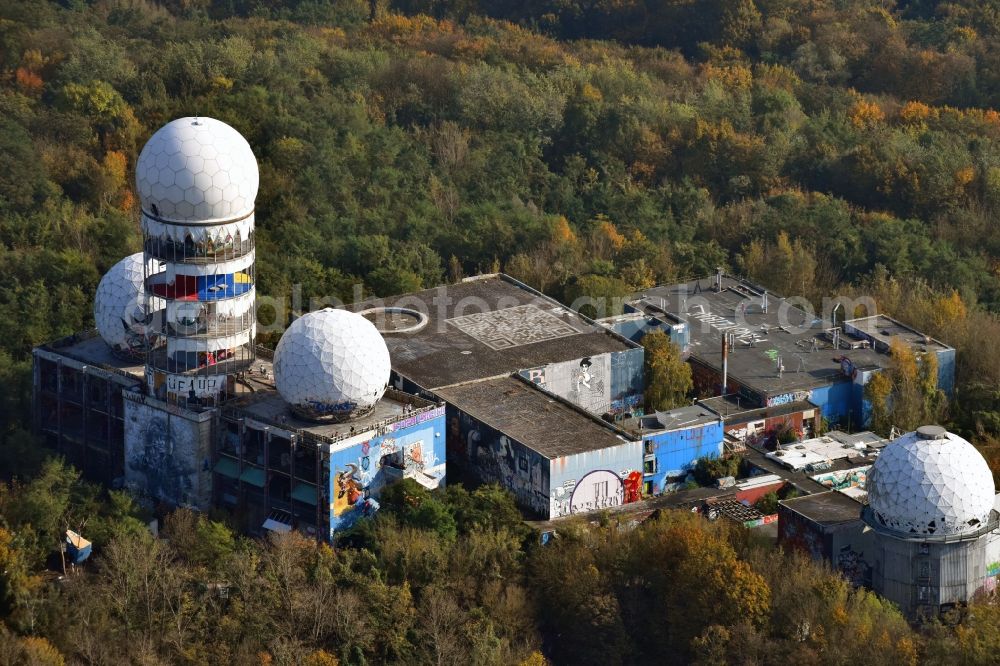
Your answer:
850;98;886;129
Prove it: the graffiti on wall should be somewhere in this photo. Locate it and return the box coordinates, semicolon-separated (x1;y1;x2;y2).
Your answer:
570;469;623;513
836;544;872;588
124;400;200;507
812;466;869;490
330;424;446;532
523;355;611;413
455;411;550;516
767;389;813;407
550;468;642;517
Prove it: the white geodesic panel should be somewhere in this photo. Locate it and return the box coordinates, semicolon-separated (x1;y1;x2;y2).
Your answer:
94;253;165;352
135;117;258;223
867;428;996;537
273;309;392;416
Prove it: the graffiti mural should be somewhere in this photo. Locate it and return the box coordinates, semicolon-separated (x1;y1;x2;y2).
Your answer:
766;389;813;407
124;400;202;507
836;544;872;587
812;466;870;491
328;411;446;534
522;349;644;416
452;409;551;516
569;470;624;513
522;355;611;413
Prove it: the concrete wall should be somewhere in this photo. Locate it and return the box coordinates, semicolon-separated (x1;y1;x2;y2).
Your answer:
871;533;993;617
642;420;724;495
327;406;446;536
778;507;873;587
549;439;644;519
123;391;215;510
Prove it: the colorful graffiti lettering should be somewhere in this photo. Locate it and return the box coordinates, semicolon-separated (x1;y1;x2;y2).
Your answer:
766;389;812;407
307;399;358;414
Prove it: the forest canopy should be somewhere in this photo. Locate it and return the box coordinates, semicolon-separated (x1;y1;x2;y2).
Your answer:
7;0;1000;663
6;0;1000;440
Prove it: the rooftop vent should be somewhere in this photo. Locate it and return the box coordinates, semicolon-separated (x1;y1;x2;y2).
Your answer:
916;425;947;441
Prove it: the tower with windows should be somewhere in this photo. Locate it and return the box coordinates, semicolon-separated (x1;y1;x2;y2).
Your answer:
135;117;259;404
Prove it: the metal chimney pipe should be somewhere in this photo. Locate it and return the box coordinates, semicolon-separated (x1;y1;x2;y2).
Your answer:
721;331;728;396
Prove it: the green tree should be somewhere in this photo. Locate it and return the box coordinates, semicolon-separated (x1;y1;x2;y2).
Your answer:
642;331;693;411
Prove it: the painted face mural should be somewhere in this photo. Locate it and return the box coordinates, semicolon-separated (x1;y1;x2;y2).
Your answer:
127;415;195;505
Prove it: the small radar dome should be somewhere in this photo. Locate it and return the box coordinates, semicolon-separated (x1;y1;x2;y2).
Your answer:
273;309;392;420
135;117;258;223
867;426;996;537
94;253;164;356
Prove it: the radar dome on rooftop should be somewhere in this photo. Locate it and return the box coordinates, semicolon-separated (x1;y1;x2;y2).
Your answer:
94;252;165;357
135;117;258;223
866;426;996;538
273;309;392;421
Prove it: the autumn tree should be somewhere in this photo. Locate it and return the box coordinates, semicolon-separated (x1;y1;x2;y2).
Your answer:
739;231;818;301
642;331;693;411
865;338;946;434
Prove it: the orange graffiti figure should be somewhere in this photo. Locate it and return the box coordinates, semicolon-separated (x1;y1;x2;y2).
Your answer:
623;471;643;504
337;463;363;509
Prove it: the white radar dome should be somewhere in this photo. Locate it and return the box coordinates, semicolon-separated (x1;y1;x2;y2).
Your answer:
273;309;392;420
94;253;164;355
867;425;996;537
135;116;258;223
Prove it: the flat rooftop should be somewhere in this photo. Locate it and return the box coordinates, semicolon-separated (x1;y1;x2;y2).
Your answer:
697;395;816;424
435;375;633;459
354;275;634;390
766;431;887;471
632;275;893;395
229;354;438;443
844;314;951;353
780;490;864;525
38;330;145;379
622;404;719;435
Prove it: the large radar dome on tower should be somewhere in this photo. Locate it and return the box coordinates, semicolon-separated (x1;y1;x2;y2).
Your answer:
135;117;259;223
94;253;165;356
273;309;392;421
866;425;996;537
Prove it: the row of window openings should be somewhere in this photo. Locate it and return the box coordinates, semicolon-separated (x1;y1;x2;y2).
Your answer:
144;233;254;262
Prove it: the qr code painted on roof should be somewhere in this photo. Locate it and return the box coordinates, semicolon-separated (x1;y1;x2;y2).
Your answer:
446;304;580;350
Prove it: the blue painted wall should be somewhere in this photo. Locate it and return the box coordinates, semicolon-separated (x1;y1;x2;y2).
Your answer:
642;420;723;495
936;348;956;398
610;347;645;414
810;380;854;428
327;406;446;537
605;316;671;345
620;304;690;349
